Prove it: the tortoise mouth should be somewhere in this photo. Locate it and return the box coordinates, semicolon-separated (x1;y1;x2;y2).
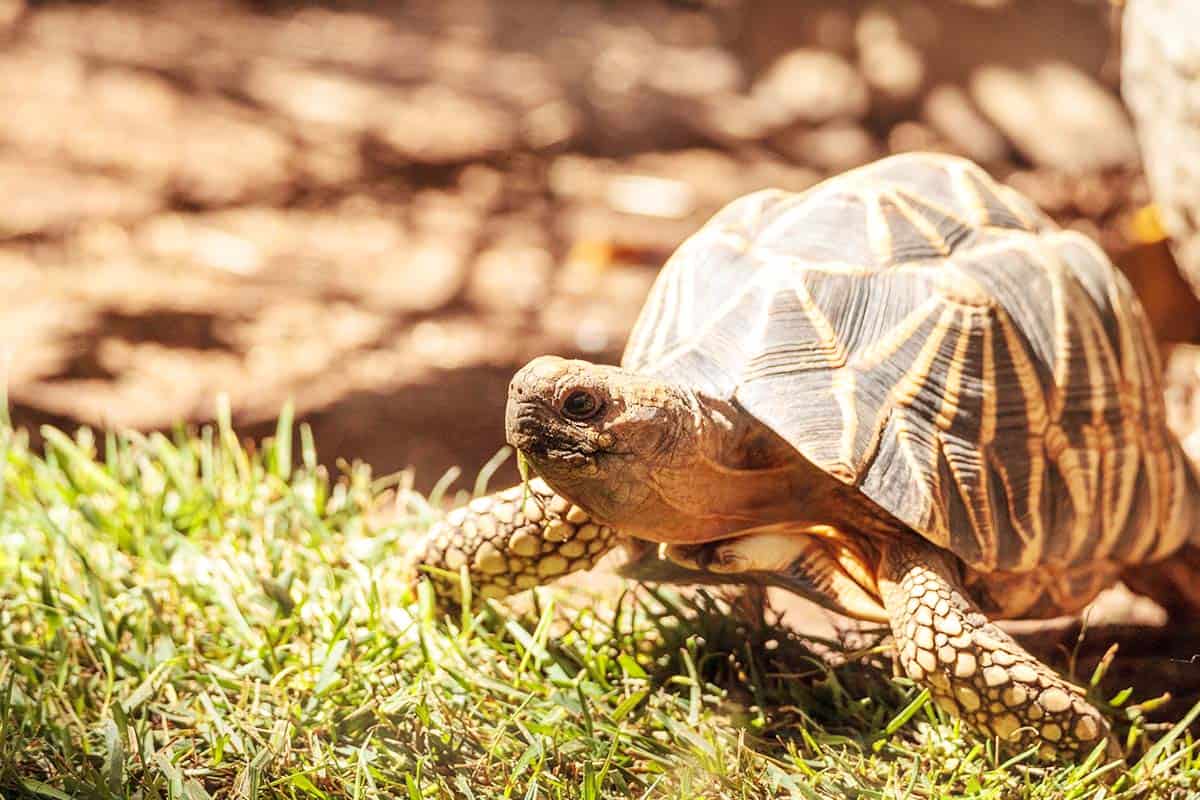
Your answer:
506;398;602;452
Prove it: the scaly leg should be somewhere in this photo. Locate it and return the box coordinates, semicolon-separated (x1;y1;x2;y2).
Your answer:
404;478;621;603
879;537;1120;761
406;484;891;613
665;531;1121;761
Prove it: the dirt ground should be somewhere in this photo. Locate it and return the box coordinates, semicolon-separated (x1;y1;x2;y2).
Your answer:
7;0;1200;485
5;0;1200;714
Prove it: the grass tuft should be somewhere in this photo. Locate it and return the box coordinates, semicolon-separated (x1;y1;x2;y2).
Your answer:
0;419;1197;797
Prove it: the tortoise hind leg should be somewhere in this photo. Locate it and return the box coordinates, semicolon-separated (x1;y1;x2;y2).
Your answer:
878;537;1120;761
1122;545;1200;619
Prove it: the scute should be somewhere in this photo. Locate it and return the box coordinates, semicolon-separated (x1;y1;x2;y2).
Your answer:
622;152;1195;574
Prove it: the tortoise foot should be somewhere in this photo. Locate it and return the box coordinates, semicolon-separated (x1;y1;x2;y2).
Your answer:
404;479;620;604
879;538;1121;762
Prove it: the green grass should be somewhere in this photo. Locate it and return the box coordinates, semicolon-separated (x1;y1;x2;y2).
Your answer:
0;408;1198;799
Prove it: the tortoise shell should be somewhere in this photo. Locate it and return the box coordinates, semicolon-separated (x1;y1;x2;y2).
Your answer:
622;153;1196;575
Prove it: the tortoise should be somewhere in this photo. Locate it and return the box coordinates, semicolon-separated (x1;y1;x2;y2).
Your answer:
406;152;1200;761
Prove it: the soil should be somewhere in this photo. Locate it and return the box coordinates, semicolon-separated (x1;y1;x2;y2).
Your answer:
5;0;1200;714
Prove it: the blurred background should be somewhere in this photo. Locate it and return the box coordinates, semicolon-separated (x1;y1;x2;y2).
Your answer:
5;0;1198;493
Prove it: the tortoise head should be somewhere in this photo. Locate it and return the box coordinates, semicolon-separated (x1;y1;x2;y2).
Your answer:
506;355;815;543
505;355;694;536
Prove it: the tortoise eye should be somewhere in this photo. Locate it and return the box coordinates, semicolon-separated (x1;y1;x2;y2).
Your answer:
561;390;602;421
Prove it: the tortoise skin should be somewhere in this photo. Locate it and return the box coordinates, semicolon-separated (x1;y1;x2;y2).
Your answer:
623;153;1200;619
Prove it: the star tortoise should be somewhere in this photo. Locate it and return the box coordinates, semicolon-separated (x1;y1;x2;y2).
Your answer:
406;152;1200;761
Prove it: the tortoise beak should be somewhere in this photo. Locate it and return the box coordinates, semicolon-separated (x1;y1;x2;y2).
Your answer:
505;356;568;455
504;397;543;454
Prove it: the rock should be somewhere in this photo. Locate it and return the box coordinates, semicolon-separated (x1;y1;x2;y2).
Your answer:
922;84;1008;164
0;161;159;237
859;37;925;106
469;242;555;313
244;60;383;132
174;102;293;207
606;174;696;219
751;49;870;129
887;121;940;155
773;121;881;173
646;46;743;100
1004;170;1073;215
856;9;925;106
372;86;516;165
521;100;582;150
1123;0;1200;295
970;62;1138;173
688;92;770;145
368;241;470;314
1165;345;1200;465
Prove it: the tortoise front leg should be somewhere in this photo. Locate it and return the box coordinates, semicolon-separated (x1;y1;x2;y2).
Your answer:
404;478;621;603
878;537;1119;761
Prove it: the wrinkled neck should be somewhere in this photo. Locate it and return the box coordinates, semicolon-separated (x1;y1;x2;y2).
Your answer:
637;394;834;543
